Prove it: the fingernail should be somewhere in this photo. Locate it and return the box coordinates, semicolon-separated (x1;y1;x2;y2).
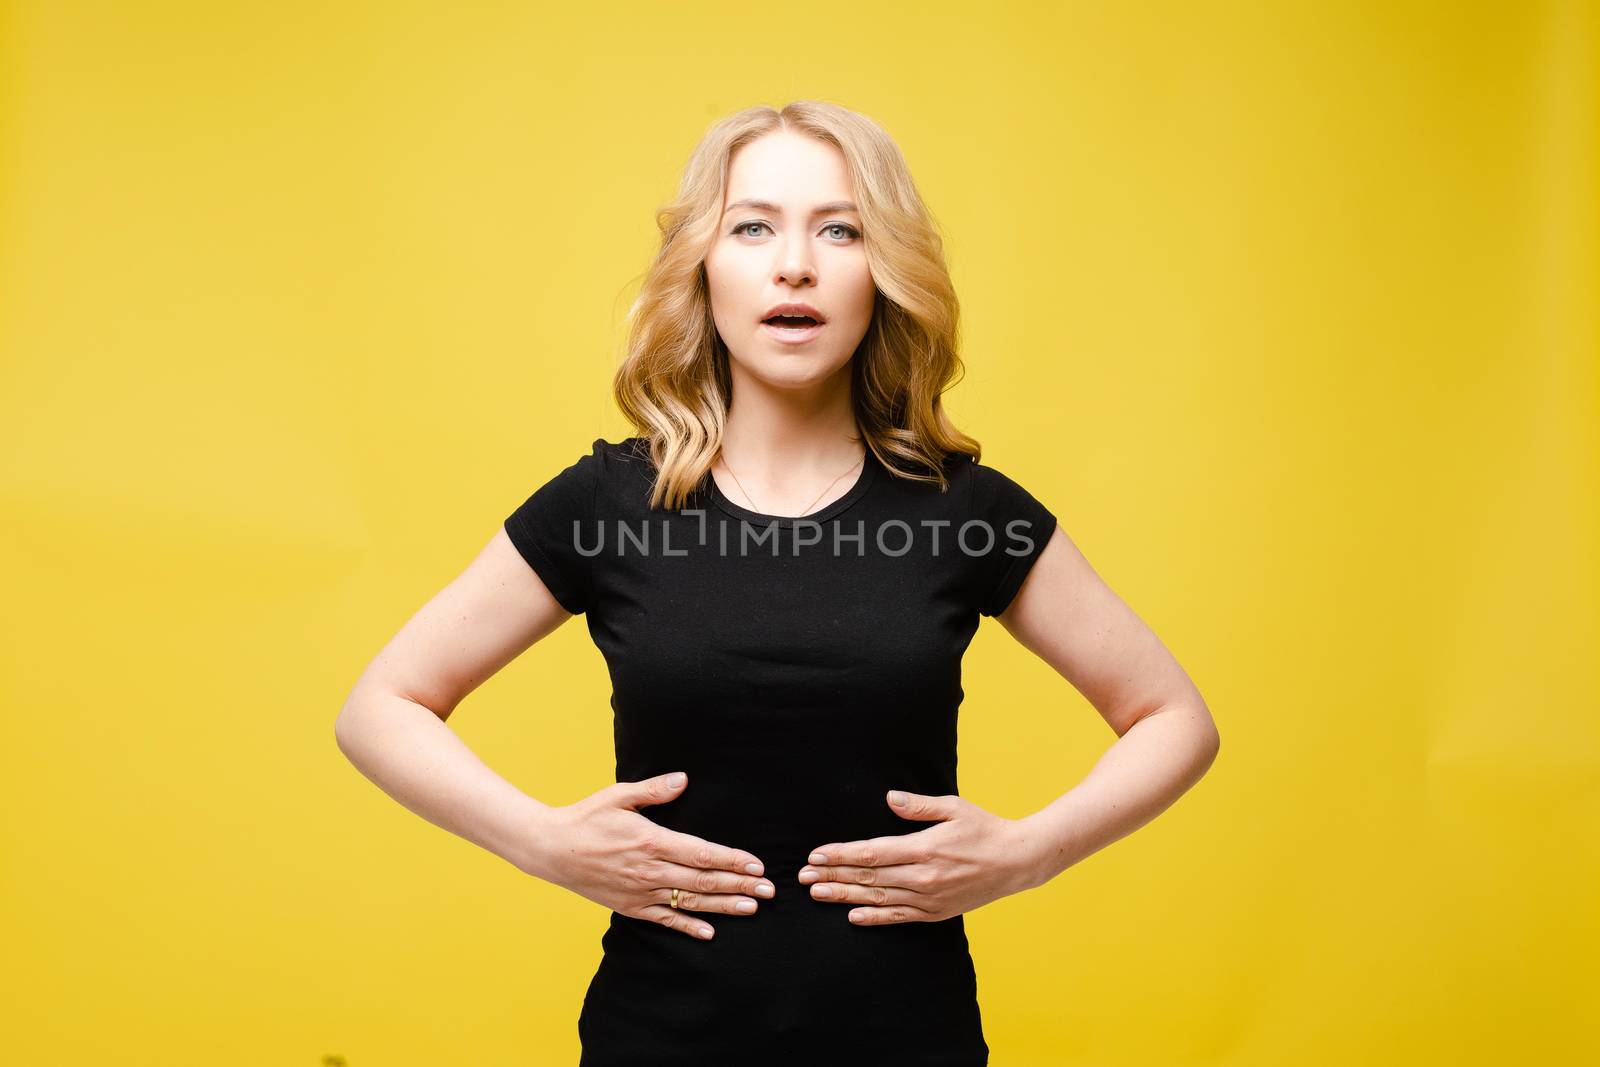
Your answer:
798;869;818;884
698;925;713;938
888;790;907;806
755;883;774;897
668;772;686;787
809;852;828;864
744;863;763;875
736;900;756;912
813;885;832;898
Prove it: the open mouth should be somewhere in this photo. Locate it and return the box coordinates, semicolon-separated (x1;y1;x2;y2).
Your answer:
762;314;821;330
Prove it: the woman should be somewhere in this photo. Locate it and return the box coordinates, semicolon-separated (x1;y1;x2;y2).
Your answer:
336;100;1220;1065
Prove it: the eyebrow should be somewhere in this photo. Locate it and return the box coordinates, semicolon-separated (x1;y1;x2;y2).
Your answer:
722;198;860;218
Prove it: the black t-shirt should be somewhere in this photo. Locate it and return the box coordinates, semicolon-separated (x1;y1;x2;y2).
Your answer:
504;436;1057;1066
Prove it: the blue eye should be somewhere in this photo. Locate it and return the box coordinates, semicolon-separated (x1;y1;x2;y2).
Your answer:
732;220;861;241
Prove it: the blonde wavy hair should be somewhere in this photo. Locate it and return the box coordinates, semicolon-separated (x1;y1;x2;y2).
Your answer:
614;99;983;510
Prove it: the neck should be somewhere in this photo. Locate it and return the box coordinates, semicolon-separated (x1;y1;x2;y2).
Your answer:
719;362;863;484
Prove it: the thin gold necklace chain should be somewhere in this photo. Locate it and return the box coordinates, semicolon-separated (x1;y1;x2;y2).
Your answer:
719;448;865;518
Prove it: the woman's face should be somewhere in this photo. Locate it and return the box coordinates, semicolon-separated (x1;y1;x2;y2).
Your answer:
704;130;875;393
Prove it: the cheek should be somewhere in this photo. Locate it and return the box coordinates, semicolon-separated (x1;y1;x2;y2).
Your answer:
706;250;756;303
839;256;874;312
703;260;738;321
847;274;876;324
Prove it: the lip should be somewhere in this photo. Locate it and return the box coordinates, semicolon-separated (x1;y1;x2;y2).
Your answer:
761;301;826;324
760;319;825;344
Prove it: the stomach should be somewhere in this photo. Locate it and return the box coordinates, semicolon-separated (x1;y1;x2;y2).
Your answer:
577;889;986;1059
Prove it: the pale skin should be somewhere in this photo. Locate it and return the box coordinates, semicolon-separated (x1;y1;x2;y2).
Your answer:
334;129;1220;941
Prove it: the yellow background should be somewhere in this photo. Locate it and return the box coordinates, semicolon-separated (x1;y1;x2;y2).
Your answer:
2;1;1595;1063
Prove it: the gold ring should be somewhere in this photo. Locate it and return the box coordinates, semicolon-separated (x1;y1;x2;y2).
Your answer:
670;888;680;909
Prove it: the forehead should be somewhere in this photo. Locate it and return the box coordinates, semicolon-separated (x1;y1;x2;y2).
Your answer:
725;131;853;206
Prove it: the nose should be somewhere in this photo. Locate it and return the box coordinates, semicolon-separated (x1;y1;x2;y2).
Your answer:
773;232;816;287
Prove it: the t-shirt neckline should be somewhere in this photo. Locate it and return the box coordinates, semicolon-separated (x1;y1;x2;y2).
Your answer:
706;447;879;527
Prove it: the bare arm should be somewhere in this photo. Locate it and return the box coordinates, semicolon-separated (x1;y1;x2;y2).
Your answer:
333;526;572;877
333;525;775;940
998;524;1222;888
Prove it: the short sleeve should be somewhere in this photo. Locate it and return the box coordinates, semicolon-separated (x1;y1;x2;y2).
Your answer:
503;438;605;615
966;459;1058;617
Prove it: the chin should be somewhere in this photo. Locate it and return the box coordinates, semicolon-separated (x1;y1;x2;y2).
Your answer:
737;351;853;389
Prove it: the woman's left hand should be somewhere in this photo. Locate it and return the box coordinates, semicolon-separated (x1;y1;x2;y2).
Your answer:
799;791;1042;926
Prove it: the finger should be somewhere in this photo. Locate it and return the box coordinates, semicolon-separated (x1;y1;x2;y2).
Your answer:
797;862;925;890
665;831;766;878
845;903;937;926
648;860;775;901
655;887;763;916
616;770;690;810
804;880;923;909
639;904;716;940
885;790;961;822
806;834;931;870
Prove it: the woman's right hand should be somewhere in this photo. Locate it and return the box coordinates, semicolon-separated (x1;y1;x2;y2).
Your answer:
532;771;774;940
